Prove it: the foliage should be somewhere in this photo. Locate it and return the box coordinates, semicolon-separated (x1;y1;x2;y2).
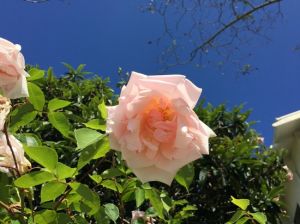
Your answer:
226;196;267;224
0;64;287;223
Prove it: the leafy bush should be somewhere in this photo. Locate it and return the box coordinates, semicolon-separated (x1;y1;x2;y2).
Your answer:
0;64;286;224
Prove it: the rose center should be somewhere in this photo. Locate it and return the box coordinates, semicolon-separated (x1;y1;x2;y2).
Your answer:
141;97;176;143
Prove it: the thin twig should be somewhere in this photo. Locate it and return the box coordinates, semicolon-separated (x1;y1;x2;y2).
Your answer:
3;123;21;177
190;0;282;61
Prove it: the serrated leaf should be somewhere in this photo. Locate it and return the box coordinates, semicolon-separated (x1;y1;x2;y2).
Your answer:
28;82;45;111
236;217;250;224
231;196;250;210
48;98;71;112
104;203;119;223
175;163;195;191
70;182;100;215
135;187;145;208
226;210;245;224
56;162;76;179
9;103;38;132
250;212;267;224
145;188;164;219
101;168;123;179
77;136;110;170
48;112;71;137
24;146;58;172
89;175;102;184
101;180;123;192
84;119;106;131
74;128;103;150
16;133;42;146
34;210;57;224
14;171;55;188
27;68;45;81
41;181;67;203
98;101;108;120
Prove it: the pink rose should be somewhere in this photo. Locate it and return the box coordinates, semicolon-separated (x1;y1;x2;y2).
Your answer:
0;37;29;99
0;95;11;131
107;72;215;185
131;210;156;224
0;133;31;174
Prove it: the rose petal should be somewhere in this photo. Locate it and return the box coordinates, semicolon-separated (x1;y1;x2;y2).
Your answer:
123;149;155;168
3;71;29;99
132;165;176;185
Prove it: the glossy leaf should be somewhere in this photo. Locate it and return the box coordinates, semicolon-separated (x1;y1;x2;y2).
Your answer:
28;82;45;111
231;196;250;210
48;98;71;112
14;171;55;188
27;68;45;81
104;203;119;223
24;146;58;172
74;128;103;150
175;163;195;191
48;112;71;137
41;181;67;203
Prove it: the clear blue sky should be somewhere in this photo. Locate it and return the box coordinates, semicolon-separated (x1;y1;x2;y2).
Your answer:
1;0;300;145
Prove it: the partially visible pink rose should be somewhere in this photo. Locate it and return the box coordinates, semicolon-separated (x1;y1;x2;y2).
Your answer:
0;133;31;174
107;72;215;185
0;37;29;99
283;165;293;181
131;210;156;224
131;210;146;223
0;95;11;131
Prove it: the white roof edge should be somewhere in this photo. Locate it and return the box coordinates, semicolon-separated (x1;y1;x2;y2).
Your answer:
273;110;300;127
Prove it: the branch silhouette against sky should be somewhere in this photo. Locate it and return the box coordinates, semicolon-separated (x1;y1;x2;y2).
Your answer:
142;0;282;72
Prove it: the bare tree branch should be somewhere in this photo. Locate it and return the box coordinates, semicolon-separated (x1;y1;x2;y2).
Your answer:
190;0;282;61
142;0;283;72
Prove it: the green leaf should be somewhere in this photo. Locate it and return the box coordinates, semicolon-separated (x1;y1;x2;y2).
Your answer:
56;162;76;179
104;203;119;223
74;128;103;150
101;180;123;192
41;181;67;203
34;210;57;224
84;119;106;131
101;168;123;179
77;136;110;170
98;101;108;120
93;136;111;159
72;215;89;224
236;217;250;224
70;182;100;215
231;196;250;210
175;163;195;191
27;68;45;81
24;146;58;172
250;212;267;224
161;194;172;213
48;98;71;112
135;187;145;208
226;210;246;224
14;171;55;188
28;82;45;111
9;103;38;132
89;174;102;184
56;213;73;223
0;173;10;203
145;188;164;219
16;133;42;146
48;112;71;138
94;207;111;224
